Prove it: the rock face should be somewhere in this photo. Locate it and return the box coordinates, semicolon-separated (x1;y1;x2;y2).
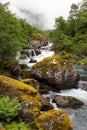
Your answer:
30;55;79;90
0;75;42;123
33;110;73;130
53;95;84;109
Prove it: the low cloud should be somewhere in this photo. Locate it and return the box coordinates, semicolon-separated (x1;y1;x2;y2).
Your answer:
19;8;46;30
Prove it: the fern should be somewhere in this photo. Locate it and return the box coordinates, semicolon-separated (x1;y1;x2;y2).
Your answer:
4;121;31;130
0;96;21;122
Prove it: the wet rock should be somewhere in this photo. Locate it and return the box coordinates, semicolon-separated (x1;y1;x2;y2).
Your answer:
35;49;41;55
29;58;37;63
30;40;41;48
0;75;42;123
20;64;29;70
20;70;31;79
77;81;87;91
10;64;21;76
40;96;54;111
30;55;79;90
32;110;73;130
53;95;84;109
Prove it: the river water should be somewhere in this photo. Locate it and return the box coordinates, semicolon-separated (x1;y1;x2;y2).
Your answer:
17;43;87;130
43;65;87;130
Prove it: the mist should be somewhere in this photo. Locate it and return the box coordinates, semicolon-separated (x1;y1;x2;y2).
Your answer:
19;8;47;30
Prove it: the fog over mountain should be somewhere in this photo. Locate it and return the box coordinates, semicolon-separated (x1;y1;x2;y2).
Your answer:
1;0;82;30
19;8;46;30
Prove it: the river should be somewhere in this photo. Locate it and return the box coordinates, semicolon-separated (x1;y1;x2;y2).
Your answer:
17;42;87;130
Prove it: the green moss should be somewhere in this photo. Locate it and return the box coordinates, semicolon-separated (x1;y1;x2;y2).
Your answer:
32;55;72;77
21;78;40;90
0;75;42;121
79;58;87;65
20;54;27;59
35;110;73;130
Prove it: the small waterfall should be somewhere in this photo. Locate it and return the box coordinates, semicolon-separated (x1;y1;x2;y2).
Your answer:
28;49;36;58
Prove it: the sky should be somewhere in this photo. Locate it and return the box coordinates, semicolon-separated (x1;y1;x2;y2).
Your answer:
1;0;82;30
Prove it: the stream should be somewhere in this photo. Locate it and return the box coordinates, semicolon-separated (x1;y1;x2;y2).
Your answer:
42;65;87;130
17;43;87;130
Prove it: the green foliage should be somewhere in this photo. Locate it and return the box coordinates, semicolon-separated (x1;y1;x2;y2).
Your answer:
0;2;43;60
79;58;87;64
20;54;27;59
48;0;87;56
4;121;31;130
0;96;21;122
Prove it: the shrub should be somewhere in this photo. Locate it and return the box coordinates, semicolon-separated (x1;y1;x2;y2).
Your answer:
0;96;21;122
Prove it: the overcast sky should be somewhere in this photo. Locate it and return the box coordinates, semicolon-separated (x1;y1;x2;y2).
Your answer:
1;0;82;30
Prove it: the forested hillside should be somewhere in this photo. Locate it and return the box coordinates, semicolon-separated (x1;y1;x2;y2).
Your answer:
48;0;87;56
0;2;43;60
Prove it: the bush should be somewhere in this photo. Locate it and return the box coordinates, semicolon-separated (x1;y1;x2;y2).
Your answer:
0;96;21;122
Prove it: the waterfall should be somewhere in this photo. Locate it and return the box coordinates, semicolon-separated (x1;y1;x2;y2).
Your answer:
28;49;36;59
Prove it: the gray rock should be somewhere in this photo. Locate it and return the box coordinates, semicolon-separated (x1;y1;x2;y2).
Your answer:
53;95;84;109
30;56;79;90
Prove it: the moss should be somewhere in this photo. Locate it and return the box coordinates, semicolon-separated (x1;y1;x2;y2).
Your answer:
21;78;40;90
79;58;87;65
34;110;73;130
32;55;72;77
0;75;42;122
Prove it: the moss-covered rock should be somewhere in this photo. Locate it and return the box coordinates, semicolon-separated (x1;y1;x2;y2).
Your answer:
0;75;42;123
21;78;40;90
20;70;31;79
33;110;73;130
30;55;79;90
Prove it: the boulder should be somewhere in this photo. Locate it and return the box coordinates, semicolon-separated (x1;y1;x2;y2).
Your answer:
30;55;79;90
20;64;29;70
40;96;54;111
30;40;41;48
21;78;40;90
0;75;42;123
32;110;73;130
53;95;84;109
29;58;37;63
20;69;31;79
10;64;21;77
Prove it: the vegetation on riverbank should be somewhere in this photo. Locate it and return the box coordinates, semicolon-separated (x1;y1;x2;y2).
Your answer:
0;0;87;129
46;0;87;59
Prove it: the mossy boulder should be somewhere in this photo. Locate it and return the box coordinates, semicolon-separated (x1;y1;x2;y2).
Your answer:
21;78;40;90
32;110;73;130
20;70;31;79
53;95;84;109
30;55;79;90
0;75;42;123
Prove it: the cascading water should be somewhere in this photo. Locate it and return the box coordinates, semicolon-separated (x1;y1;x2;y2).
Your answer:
43;65;87;130
18;42;55;68
17;42;87;130
28;49;36;58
